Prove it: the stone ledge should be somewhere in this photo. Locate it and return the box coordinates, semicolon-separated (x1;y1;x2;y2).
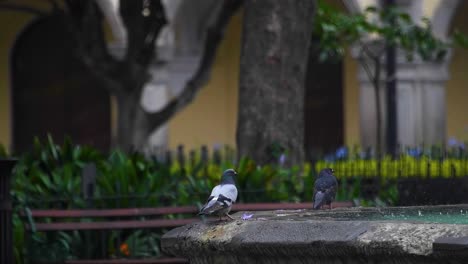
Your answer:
162;206;468;264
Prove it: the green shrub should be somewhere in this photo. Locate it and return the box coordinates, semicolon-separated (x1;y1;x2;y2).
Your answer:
0;144;7;157
9;138;468;262
9;138;318;262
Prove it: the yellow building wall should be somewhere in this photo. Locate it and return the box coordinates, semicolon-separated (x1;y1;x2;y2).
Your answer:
168;12;242;150
0;4;241;152
446;1;468;142
1;2;467;152
328;0;361;146
447;46;468;142
343;51;360;146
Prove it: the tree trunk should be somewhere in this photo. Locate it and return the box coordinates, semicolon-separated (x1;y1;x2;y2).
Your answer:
115;91;151;152
373;59;382;156
237;0;315;165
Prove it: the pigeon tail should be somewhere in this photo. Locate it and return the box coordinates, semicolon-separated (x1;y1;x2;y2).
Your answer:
313;191;325;210
198;196;231;216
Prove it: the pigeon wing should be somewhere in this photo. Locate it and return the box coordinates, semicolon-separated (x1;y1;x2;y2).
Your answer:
200;194;235;214
313;191;325;209
216;184;238;203
198;184;237;215
199;197;225;215
199;185;221;214
313;174;338;209
313;175;336;208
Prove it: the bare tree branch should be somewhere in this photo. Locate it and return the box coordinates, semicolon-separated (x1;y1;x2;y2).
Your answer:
0;3;48;16
146;0;243;132
358;46;376;84
358;40;383;155
120;0;166;66
63;0;121;93
119;0;144;62
139;0;167;67
116;0;166;96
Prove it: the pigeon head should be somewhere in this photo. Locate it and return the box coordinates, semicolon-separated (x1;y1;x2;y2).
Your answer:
318;168;334;178
221;169;237;184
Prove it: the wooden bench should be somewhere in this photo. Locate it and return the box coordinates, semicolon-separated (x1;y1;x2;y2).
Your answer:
22;201;353;264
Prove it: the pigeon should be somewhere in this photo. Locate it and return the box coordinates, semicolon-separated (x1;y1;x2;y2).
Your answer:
198;169;238;220
313;168;338;210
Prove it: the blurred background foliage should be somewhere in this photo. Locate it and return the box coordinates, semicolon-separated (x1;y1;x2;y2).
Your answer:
314;0;468;62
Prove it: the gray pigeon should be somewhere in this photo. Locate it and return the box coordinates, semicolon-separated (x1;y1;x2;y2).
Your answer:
313;168;338;210
198;169;238;220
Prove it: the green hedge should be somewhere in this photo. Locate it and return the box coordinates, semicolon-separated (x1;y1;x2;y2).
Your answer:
316;156;468;179
7;137;468;262
12;137;315;208
9;137;317;262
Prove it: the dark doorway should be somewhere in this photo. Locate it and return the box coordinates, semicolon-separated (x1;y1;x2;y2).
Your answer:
304;38;344;160
11;14;110;153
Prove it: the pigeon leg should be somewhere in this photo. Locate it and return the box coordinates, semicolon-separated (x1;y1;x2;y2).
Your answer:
225;213;235;220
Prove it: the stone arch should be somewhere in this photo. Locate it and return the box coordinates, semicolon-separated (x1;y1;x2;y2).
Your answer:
10;13;111;152
342;0;365;14
343;0;390;14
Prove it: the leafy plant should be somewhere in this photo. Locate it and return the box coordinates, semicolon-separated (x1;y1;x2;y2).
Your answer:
0;143;7;157
314;2;468;154
119;230;161;258
9;137;468;263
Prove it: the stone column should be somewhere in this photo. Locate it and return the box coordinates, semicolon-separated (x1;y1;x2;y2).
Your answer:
355;46;451;149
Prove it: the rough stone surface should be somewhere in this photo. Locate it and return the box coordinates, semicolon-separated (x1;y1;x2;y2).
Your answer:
162;205;468;263
433;236;468;252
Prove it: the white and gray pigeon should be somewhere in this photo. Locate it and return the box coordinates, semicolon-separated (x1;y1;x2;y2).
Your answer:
313;168;338;210
198;169;238;220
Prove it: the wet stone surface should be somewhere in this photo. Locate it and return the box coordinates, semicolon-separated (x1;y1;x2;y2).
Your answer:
162;205;468;263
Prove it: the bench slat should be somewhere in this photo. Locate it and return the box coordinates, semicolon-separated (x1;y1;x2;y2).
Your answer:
23;202;354;263
65;258;188;264
28;218;199;231
23;202;353;218
233;201;353;211
24;206;198;218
